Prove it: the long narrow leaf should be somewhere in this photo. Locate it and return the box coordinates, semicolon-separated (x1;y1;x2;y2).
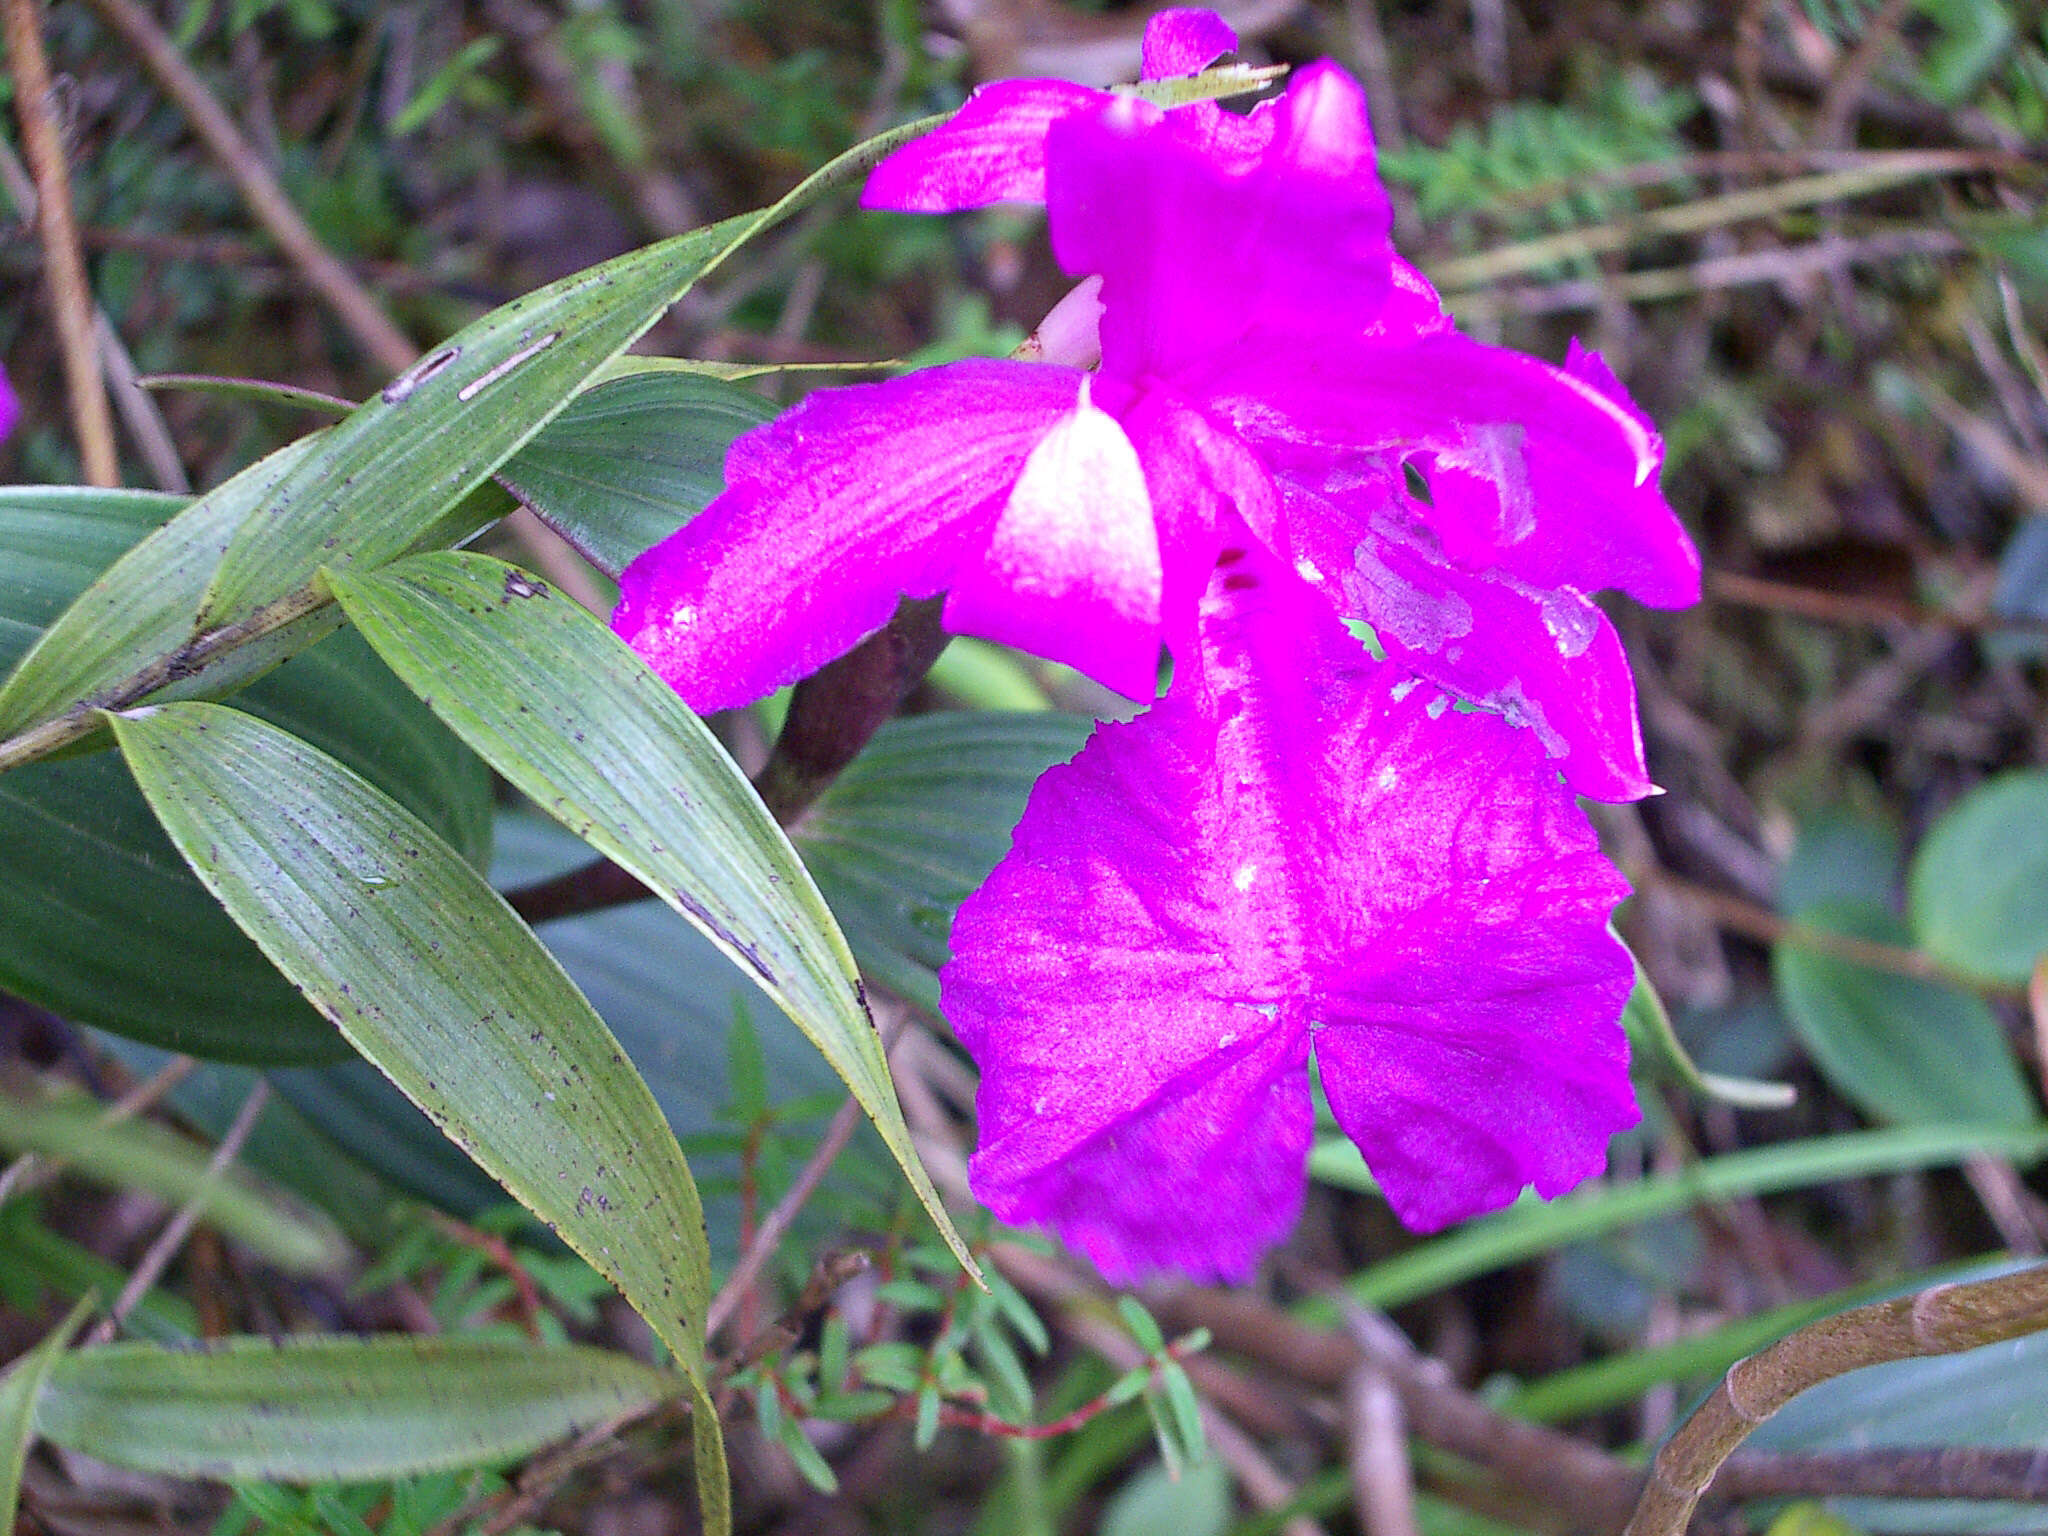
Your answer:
197;115;942;634
1313;1122;2048;1316
0;1297;92;1532
106;704;722;1439
32;1337;680;1482
327;551;973;1276
0;1088;346;1274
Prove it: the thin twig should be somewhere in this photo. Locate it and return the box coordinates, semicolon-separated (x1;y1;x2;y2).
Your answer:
1347;1363;1420;1536
1642;868;2025;1000
706;1093;865;1344
1706;567;2048;636
4;0;119;484
85;1079;270;1346
1626;1263;2048;1534
78;0;417;374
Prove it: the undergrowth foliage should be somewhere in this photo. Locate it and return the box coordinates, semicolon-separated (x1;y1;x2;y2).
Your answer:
2;2;2048;1535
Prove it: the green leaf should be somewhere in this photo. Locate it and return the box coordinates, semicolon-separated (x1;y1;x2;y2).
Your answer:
327;552;971;1278
1;1296;92;1533
0;460;316;741
267;812;853;1263
195;113;944;636
106;704;718;1395
32;1337;680;1482
1908;769;2048;984
793;711;1096;1014
1774;900;2035;1126
0;1086;347;1273
1777;807;1902;916
0;489;492;1065
1099;1458;1231;1536
1313;1122;2048;1317
496;371;777;577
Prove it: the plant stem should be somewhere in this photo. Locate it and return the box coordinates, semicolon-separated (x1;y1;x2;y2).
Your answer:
1625;1263;2048;1534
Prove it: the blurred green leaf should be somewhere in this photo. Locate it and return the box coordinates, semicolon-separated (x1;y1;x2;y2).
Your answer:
1317;1122;2048;1316
327;551;970;1278
107;705;719;1427
1914;0;2016;105
1100;1458;1231;1536
1986;516;2048;660
1778;808;1902;916
496;371;776;577
0;1296;91;1534
1775;900;2034;1125
33;1337;680;1482
0;1086;347;1273
1908;770;2048;984
794;711;1095;1013
0;488;490;1065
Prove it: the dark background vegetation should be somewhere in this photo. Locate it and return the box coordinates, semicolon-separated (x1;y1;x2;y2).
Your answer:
4;0;2048;1532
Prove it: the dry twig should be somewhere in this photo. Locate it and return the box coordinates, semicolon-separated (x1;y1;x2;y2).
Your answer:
4;0;119;484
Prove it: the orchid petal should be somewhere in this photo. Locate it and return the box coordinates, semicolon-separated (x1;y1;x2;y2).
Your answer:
613;360;1079;711
1204;331;1699;608
1283;478;1657;798
1141;8;1238;77
945;380;1165;701
1046;63;1390;381
862;79;1109;212
943;530;1636;1276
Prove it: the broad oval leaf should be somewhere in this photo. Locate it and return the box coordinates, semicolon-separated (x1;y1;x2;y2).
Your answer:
33;1337;681;1483
1908;769;2048;985
0;489;491;1065
498;370;777;578
1774;900;2036;1127
326;552;971;1277
106;702;717;1404
793;711;1094;1015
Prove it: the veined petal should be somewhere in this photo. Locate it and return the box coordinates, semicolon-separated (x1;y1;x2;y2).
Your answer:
944;527;1636;1276
862;78;1110;212
1284;479;1656;799
945;380;1165;701
1203;332;1699;608
1309;716;1638;1229
943;671;1315;1284
1141;8;1238;77
614;360;1080;711
1046;63;1391;381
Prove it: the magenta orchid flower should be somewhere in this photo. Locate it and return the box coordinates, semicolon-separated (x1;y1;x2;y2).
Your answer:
0;364;17;444
614;10;1698;1281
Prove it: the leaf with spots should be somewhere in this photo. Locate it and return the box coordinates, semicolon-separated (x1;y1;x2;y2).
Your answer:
107;701;728;1529
325;551;974;1280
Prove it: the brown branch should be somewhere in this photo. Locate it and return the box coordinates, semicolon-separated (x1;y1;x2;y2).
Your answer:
1715;1445;2048;1502
85;1079;271;1345
1626;1264;2048;1534
752;596;950;826
4;0;119;484
78;0;417;374
1641;867;2025;1000
1150;1287;1646;1535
